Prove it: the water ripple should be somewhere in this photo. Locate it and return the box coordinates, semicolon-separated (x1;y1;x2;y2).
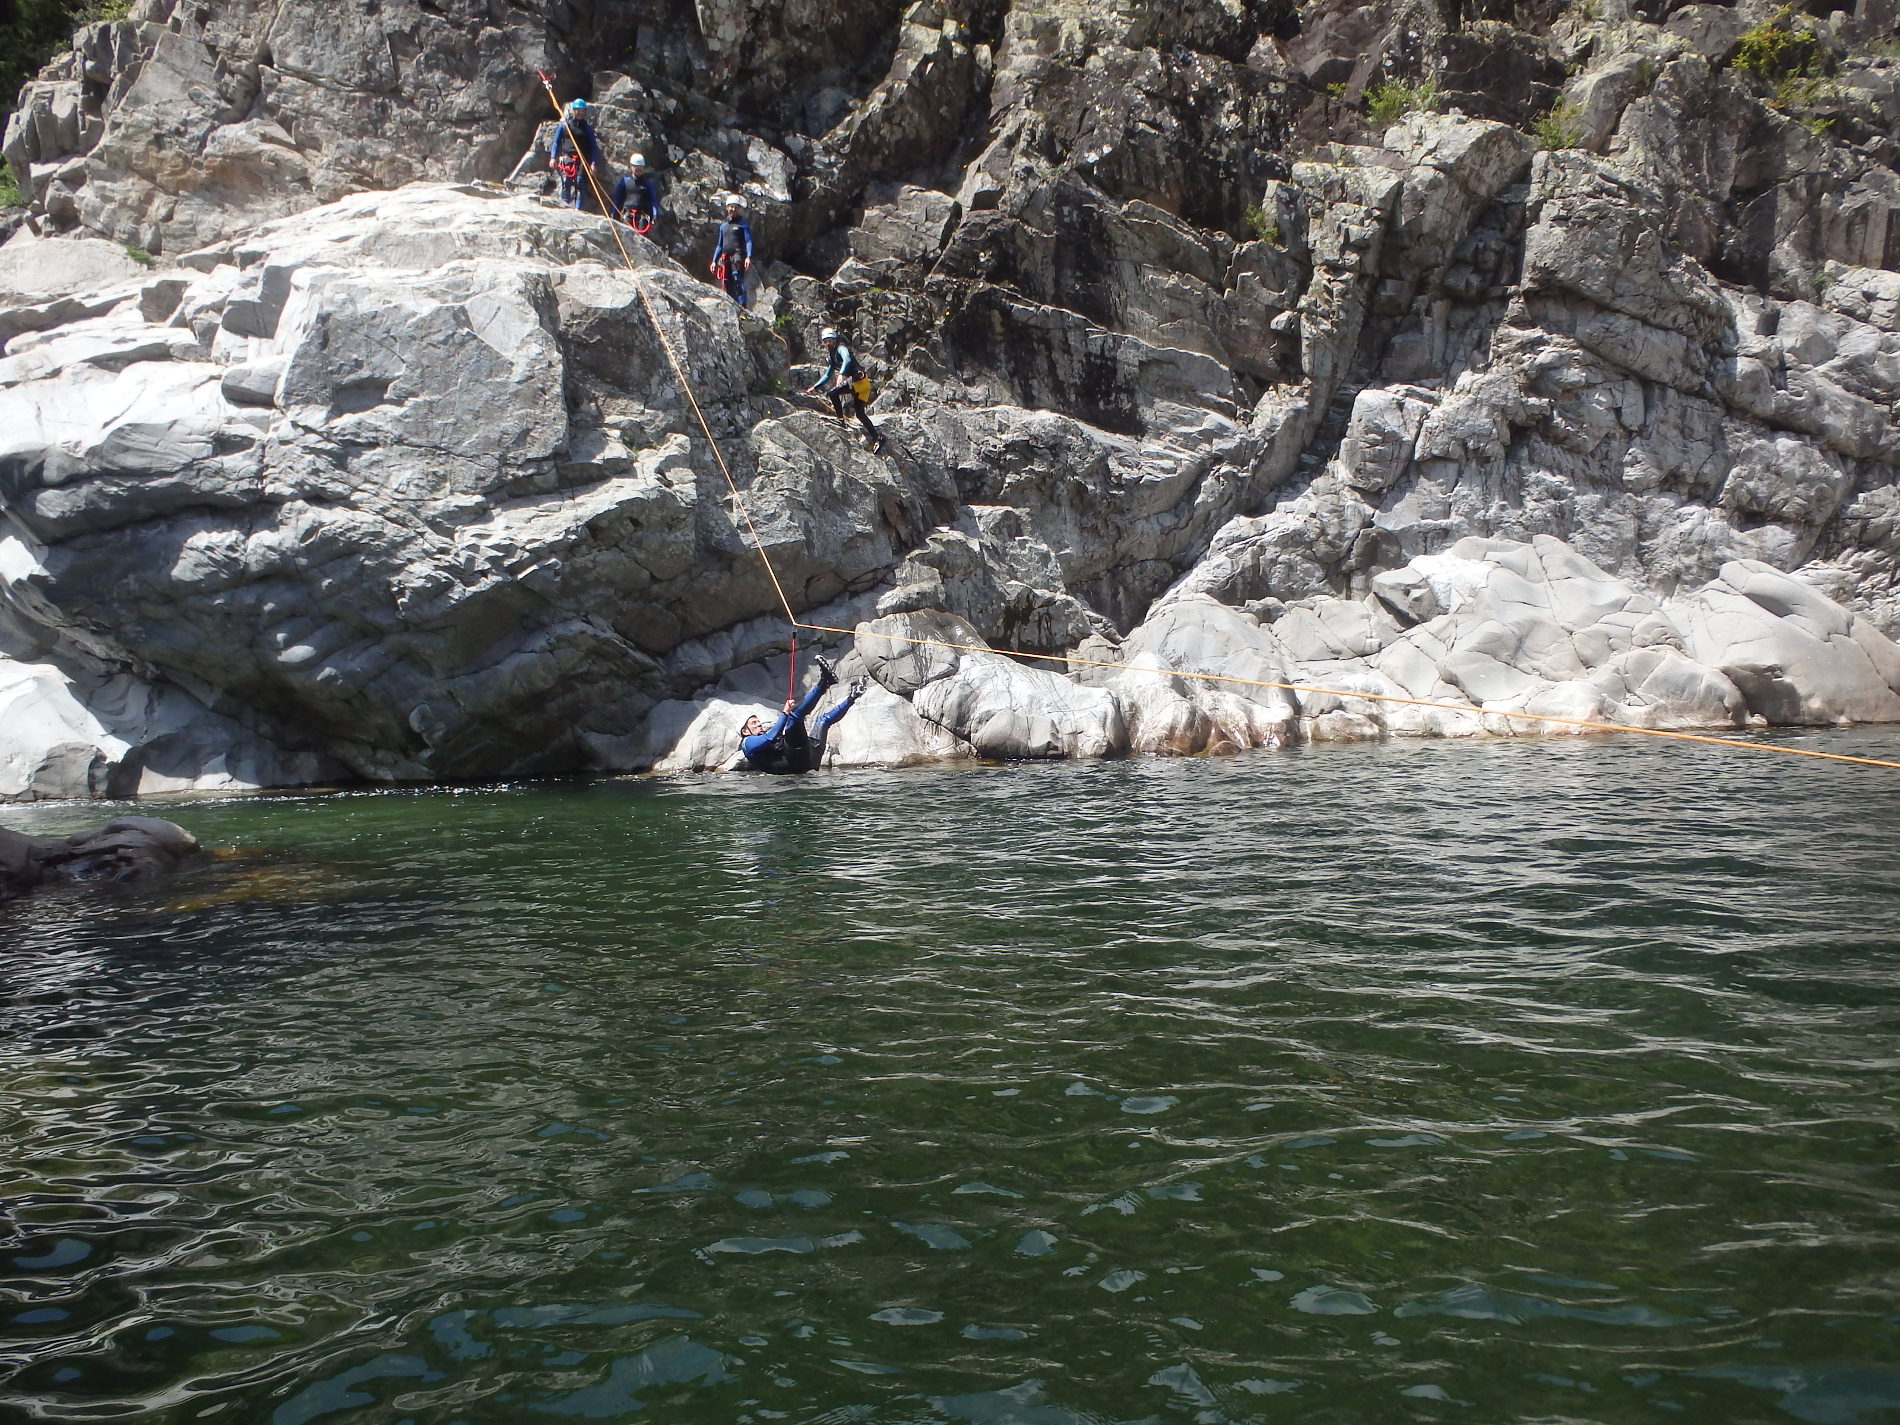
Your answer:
2;737;1898;1422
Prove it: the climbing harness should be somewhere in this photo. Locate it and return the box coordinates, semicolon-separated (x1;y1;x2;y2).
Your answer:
527;76;1900;776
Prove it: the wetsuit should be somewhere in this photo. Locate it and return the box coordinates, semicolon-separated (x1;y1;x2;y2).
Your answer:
613;171;660;227
740;678;859;774
549;117;600;209
811;340;882;445
712;216;753;306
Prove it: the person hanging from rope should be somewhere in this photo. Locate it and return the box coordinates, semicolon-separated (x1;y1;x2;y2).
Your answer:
710;195;753;307
549;98;601;210
611;151;661;232
806;327;886;452
738;657;868;774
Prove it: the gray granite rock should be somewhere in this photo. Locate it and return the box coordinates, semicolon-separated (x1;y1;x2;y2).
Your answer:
1;815;200;904
2;2;1898;792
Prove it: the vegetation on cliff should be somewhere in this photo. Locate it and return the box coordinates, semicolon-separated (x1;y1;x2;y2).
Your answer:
2;0;118;118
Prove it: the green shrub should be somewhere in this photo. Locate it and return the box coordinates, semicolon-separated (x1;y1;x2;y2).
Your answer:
1530;97;1583;149
1241;202;1280;245
1365;78;1439;127
1772;72;1832;108
1732;7;1821;82
124;243;152;265
0;160;22;207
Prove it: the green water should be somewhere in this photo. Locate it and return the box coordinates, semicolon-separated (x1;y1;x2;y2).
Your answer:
3;736;1899;1424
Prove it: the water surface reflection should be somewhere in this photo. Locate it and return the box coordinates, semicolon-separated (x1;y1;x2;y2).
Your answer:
3;736;1898;1423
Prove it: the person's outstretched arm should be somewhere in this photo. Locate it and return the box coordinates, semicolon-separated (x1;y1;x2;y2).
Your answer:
805;346;835;395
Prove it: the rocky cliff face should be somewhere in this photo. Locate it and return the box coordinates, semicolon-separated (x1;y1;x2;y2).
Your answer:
3;0;1899;796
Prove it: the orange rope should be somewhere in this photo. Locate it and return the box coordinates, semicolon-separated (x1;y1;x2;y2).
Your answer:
536;76;800;628
529;79;1900;775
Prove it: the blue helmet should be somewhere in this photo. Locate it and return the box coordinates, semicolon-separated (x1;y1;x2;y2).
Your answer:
569;98;588;110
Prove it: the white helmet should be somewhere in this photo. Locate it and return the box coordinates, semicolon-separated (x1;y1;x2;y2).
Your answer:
724;193;746;211
631;152;647;167
820;327;840;341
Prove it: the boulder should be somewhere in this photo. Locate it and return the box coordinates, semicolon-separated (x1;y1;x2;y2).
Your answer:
1673;561;1900;724
0;816;200;904
0;230;144;305
1101;599;1298;755
858;611;1124;761
0;649;341;801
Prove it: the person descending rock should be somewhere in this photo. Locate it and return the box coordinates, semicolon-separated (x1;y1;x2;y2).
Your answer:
549;98;600;209
710;195;753;306
807;327;885;451
612;151;661;231
738;657;866;774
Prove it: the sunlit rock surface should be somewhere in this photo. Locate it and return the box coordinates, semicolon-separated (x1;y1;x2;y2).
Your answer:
3;0;1899;791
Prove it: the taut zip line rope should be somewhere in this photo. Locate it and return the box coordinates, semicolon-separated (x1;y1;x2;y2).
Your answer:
531;78;1900;774
536;74;799;628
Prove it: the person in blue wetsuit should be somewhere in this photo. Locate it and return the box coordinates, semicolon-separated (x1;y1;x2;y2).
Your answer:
611;152;660;230
807;326;884;450
738;658;867;774
549;99;600;208
710;195;753;306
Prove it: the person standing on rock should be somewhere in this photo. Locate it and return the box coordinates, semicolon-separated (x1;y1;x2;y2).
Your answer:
549;99;601;209
710;195;753;306
806;327;885;451
612;152;660;232
738;657;867;774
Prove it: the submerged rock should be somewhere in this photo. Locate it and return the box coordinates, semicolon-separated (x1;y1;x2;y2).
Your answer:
0;816;201;904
